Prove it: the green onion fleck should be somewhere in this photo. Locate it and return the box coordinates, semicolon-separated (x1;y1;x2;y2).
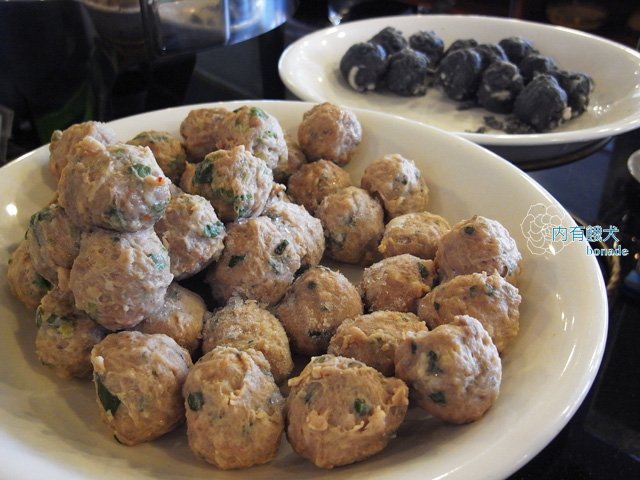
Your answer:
353;398;371;416
95;375;121;416
33;274;52;292
429;391;446;404
228;255;245;268
194;160;214;184
418;263;430;279
187;392;204;411
274;239;288;255
148;253;167;271
203;221;223;238
427;350;443;375
249;107;268;119
131;163;151;178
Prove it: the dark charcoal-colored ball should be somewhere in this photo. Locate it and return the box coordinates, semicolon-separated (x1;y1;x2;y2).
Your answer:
436;47;484;101
443;38;478;57
552;70;594;117
339;41;388;92
369;26;408;55
514;74;569;132
473;43;508;69
409;30;445;66
519;54;557;84
477;60;525;113
499;36;537;65
385;48;429;96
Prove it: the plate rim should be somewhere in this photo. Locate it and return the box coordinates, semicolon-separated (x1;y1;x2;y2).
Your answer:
278;13;640;147
0;99;609;480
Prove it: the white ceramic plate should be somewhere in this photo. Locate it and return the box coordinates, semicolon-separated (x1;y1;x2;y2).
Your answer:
0;100;607;480
278;14;640;164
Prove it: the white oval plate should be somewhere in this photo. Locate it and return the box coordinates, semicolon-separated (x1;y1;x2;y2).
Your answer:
0;100;607;480
278;14;640;164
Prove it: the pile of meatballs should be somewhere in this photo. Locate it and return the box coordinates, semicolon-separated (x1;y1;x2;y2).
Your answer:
340;26;593;132
7;101;523;470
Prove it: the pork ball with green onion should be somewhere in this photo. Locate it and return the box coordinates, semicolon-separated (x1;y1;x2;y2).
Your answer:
26;203;81;285
395;315;501;424
183;346;284;469
154;192;226;280
180;145;273;223
206;216;300;307
69;228;172;331
286;354;408;468
58;137;171;232
90;331;192;445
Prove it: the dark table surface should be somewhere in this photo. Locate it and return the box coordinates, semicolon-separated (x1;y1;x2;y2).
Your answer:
507;130;640;479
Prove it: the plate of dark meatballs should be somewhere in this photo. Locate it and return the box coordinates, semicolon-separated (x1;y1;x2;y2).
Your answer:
279;14;640;164
0;100;606;479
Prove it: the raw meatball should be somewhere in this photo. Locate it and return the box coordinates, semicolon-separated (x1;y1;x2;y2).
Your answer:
69;228;173;331
286;159;352;214
154;192;226;280
180;145;273;223
359;254;436;313
286;354;409;469
275;134;307;182
91;332;192;445
58;137;171;232
435;215;522;285
219;105;288;172
476;60;524;114
135;283;206;355
395;315;501;424
297;103;362;166
417;272;522;354
552;70;594;117
360;153;429;219
201;297;293;384
7;239;52;310
436;47;484;101
182;346;284;469
179;107;233;162
409;30;444;66
369;26;408;55
49;120;117;180
498;36;536;65
263;196;325;268
316;186;384;265
26;204;81;285
127;130;187;184
328;311;428;376
378;211;450;260
273;265;363;356
385;48;429;96
206;216;300;306
518;53;557;84
339;41;388;93
514;74;570;132
35;285;107;379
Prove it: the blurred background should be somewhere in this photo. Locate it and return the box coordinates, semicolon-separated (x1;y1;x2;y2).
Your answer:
1;0;638;162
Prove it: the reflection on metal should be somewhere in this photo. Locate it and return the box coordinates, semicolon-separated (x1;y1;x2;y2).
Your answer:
79;0;296;57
